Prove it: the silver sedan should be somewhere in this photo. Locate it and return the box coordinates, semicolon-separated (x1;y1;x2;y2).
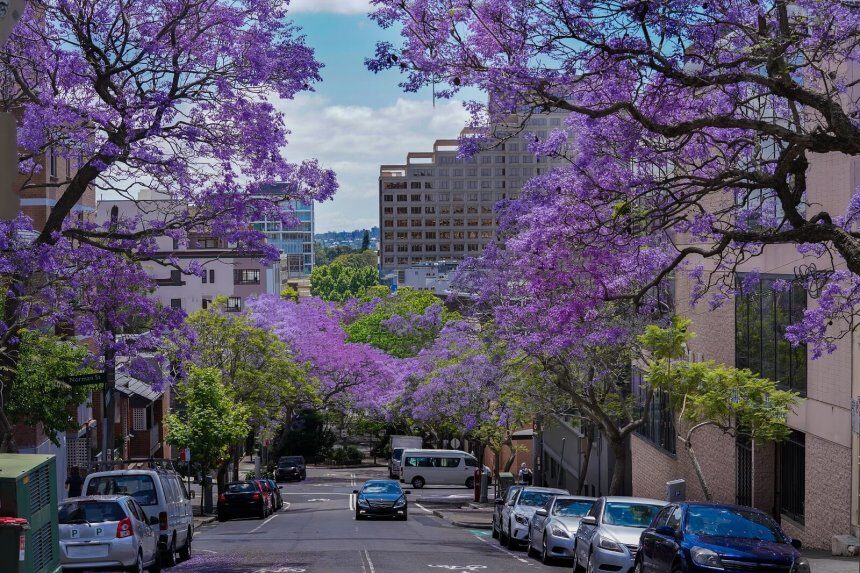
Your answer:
59;495;160;573
527;495;595;564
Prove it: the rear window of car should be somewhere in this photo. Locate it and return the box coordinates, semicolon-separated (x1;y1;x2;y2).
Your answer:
86;475;158;506
227;482;257;493
59;501;126;524
518;491;554;507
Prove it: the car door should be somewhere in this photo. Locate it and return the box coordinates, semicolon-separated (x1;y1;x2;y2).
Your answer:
160;475;178;539
129;499;157;564
173;476;192;544
502;488;520;535
576;499;602;566
641;505;673;573
653;506;683;572
531;498;552;546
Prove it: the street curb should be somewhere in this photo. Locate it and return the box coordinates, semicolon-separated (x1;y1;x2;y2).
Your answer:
194;515;216;529
431;509;492;530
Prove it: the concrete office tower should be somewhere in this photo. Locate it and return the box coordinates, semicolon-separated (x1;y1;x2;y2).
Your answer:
252;182;315;277
378;111;568;279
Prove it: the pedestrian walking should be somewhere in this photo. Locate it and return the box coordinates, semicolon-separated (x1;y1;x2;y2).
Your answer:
518;462;533;485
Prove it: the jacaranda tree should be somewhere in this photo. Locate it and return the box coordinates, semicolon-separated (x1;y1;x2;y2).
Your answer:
0;0;336;450
368;0;860;357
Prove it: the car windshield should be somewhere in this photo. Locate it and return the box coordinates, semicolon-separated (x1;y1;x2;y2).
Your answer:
86;475;158;506
603;502;663;528
553;499;594;517
685;506;783;542
227;483;257;493
518;491;555;507
392;449;404;461
363;483;402;495
59;501;125;524
279;457;302;467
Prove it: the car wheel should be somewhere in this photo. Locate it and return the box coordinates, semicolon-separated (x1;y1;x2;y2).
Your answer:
411;476;425;489
526;533;538;558
258;505;267;519
491;518;499;539
671;562;683;573
178;527;192;561
161;539;177;568
541;534;552;564
506;519;518;549
147;553;162;573
633;557;644;573
499;520;508;545
127;550;144;573
465;476;475;489
572;544;584;573
587;551;596;573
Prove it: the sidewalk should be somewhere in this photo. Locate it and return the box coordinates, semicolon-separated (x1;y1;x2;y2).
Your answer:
431;507;493;529
805;550;858;573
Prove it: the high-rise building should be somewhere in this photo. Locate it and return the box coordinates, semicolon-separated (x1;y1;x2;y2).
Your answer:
252;183;315;277
378;112;567;278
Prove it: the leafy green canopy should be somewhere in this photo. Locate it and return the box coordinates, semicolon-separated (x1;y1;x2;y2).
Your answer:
310;263;378;302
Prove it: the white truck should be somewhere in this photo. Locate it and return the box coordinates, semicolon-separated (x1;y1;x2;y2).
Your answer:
389;435;423;478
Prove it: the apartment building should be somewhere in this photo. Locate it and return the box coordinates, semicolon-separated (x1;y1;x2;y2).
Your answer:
97;192;280;315
629;150;860;551
252;182;315;278
379;112;568;277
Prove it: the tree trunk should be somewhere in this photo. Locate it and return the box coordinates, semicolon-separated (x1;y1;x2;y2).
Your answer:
608;438;628;496
685;432;712;501
502;436;517;472
0;408;18;453
231;444;240;481
577;429;594;495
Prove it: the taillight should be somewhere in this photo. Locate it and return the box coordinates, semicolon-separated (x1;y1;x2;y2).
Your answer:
158;511;168;531
116;517;133;539
251;493;260;501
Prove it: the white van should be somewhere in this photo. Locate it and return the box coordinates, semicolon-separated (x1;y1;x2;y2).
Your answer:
83;467;194;566
399;449;483;489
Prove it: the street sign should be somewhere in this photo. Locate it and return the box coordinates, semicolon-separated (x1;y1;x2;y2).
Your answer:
450;438;461;449
62;372;106;387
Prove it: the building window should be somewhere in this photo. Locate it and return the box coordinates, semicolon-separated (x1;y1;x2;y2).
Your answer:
778;430;805;524
195;237;219;249
202;299;211;309
383;194;394;201
411;194;421;201
632;367;676;455
202;270;207;284
156;269;184;286
234;269;260;285
397;194;407;201
49;147;57;178
226;297;242;312
170;298;182;310
735;275;807;395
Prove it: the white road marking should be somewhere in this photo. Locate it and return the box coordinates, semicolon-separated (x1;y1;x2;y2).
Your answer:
279;492;351;495
414;503;433;514
428;567;487;571
472;533;531;564
349;494;356;512
249;513;278;533
198;549;218;554
363;548;376;573
307;498;331;502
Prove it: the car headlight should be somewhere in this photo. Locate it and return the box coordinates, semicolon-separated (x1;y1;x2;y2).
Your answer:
357;497;369;508
598;535;624;553
549;524;569;538
394;496;406;507
792;557;810;573
691;546;724;570
515;514;529;525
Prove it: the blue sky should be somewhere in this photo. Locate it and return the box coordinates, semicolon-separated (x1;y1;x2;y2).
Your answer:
281;0;476;232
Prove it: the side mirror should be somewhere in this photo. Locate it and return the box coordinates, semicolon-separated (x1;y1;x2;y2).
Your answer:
189;491;196;499
149;516;159;526
353;490;359;494
790;538;802;550
535;508;548;517
494;497;504;505
580;515;597;526
655;525;675;537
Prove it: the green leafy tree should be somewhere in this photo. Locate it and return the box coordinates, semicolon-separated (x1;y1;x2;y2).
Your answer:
331;250;377;270
165;367;250;492
280;286;299;302
8;330;92;445
361;230;370;251
310;263;378;302
344;287;458;358
641;316;798;500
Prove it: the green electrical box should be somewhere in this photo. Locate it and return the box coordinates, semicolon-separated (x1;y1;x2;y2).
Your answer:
0;454;61;573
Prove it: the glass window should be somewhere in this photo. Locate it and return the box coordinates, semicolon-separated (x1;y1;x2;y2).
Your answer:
685;506;784;541
666;506;683;531
234;269;260;285
226;482;258;493
602;502;663;528
517;491;554;507
464;457;479;468
779;430;805;523
86;475;159;506
362;482;402;494
227;297;242;312
438;457;460;468
633;367;676;455
59;501;126;524
552;499;594;517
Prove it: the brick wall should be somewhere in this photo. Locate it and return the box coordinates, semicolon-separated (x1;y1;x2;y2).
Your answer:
780;434;852;550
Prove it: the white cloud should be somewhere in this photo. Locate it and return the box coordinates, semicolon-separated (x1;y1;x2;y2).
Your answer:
289;0;372;15
273;94;470;232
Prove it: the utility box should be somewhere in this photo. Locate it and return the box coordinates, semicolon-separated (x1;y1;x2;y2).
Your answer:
666;479;686;503
497;472;516;498
0;454;61;573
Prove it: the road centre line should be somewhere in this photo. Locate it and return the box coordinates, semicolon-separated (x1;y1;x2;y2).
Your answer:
349;493;356;511
363;548;376;573
471;533;531;565
249;513;278;533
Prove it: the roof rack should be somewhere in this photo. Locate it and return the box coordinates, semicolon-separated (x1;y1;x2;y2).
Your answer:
87;458;177;473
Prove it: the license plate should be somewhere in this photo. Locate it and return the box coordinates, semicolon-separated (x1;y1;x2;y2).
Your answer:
68;544;109;558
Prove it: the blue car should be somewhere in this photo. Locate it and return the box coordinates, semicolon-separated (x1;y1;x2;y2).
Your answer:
635;502;809;573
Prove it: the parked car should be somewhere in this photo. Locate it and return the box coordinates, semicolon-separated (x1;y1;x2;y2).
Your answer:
83;467;194;566
59;495;160;573
263;478;284;510
574;496;667;573
635;502;808;573
399;449;489;489
491;484;522;540
527;495;595;564
218;481;269;521
353;480;409;520
276;456;306;482
498;486;569;549
253;479;275;515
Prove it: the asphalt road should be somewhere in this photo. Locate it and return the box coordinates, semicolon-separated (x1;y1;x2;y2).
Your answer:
172;465;566;573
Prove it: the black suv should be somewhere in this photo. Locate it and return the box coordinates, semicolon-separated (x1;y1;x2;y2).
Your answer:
276;456;306;482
